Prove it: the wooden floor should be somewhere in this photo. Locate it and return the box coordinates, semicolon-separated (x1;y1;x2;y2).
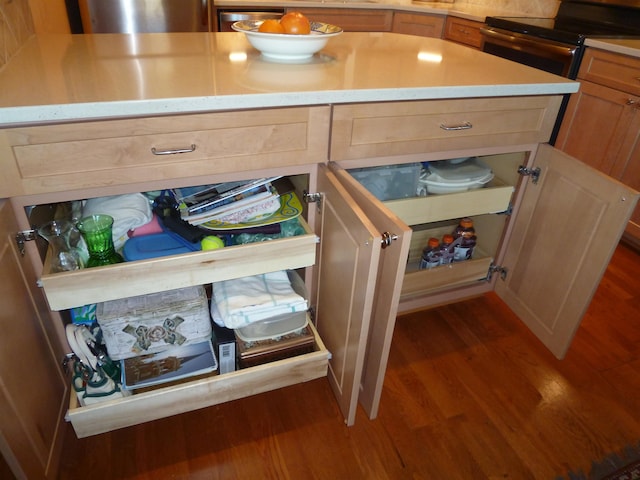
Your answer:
57;243;640;480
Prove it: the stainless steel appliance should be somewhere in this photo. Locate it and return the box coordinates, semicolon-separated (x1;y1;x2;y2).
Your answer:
481;0;640;143
78;0;209;33
216;9;284;32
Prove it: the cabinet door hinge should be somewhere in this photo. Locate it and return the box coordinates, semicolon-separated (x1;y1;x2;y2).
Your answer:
15;229;36;256
380;231;399;249
518;165;541;184
486;264;508;281
303;191;323;214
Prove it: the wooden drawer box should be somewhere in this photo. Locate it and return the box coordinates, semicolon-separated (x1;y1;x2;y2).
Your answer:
40;218;317;311
66;322;328;438
330;97;560;161
392;12;445;38
579;48;640;96
1;106;330;197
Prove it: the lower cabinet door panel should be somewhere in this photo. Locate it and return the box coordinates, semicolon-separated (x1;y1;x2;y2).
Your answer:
66;323;329;438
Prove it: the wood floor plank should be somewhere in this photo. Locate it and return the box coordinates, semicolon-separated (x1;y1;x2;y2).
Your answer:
57;243;640;479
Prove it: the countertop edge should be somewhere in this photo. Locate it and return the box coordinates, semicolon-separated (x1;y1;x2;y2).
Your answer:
0;83;580;128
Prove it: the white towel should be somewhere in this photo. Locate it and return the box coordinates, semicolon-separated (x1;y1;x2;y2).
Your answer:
83;193;153;250
211;271;307;329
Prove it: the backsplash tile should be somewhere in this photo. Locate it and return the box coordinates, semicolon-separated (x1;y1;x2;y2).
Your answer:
0;0;34;70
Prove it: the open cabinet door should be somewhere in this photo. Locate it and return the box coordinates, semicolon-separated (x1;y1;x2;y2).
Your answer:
329;162;412;420
315;164;383;426
496;144;639;359
0;200;67;479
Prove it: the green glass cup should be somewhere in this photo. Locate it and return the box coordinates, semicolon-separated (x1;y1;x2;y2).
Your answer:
76;214;124;268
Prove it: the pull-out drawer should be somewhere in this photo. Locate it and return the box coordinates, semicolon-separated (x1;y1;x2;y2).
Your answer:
66;321;329;438
330;97;560;160
1;106;330;197
41;217;317;311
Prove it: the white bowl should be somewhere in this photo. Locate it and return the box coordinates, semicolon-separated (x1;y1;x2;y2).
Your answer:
232;20;343;61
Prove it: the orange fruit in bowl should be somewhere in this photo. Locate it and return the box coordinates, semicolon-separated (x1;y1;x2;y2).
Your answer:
280;12;311;34
258;19;285;34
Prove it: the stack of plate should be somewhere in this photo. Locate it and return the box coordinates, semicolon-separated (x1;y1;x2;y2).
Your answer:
420;157;494;194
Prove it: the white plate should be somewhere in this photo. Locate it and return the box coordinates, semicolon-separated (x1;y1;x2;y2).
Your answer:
232;20;343;61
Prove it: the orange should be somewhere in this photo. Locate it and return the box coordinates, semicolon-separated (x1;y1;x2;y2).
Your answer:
258;19;285;34
280;12;311;35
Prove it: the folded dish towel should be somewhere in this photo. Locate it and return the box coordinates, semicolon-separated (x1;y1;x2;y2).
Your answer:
83;193;153;250
211;271;307;329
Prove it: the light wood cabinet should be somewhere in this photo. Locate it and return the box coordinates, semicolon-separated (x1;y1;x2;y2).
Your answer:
1;91;637;479
287;8;393;32
443;16;484;49
0;200;67;480
555;48;640;248
391;12;444;38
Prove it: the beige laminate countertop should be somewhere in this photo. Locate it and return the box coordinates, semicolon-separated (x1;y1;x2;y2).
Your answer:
0;32;577;126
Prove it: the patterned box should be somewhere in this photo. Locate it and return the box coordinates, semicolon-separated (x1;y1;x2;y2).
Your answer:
96;286;212;360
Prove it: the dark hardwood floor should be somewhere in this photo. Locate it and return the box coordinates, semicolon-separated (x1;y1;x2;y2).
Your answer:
57;242;640;479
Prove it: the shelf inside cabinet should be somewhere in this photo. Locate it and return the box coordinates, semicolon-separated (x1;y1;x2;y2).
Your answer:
65;321;329;438
41;216;317;311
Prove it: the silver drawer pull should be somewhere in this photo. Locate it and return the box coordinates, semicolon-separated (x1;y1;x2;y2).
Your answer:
151;144;196;155
439;121;472;131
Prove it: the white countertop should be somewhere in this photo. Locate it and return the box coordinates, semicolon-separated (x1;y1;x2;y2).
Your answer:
0;32;578;126
584;38;640;58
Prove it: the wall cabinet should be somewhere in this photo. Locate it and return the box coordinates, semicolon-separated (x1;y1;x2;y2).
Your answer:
391;11;444;38
443;16;484;49
1;92;637;478
555;48;640;248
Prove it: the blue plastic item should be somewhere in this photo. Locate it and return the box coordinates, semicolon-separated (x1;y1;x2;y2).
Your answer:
122;231;201;261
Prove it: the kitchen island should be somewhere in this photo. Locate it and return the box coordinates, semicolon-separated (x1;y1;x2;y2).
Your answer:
3;32;637;480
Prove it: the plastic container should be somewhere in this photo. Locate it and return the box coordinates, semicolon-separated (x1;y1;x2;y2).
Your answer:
419;157;494;195
350;163;422;201
234;271;309;342
419;237;441;270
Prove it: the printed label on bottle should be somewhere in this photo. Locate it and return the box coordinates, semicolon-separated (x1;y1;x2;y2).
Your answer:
453;246;473;261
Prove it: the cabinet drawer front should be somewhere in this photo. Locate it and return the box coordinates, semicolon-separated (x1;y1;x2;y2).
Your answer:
392;12;445;38
444;17;483;49
330;97;560;160
66;322;329;438
291;8;393;31
3;107;330;196
579;49;640;96
41;221;317;310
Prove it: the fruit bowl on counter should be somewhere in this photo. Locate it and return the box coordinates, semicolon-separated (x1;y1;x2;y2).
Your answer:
232;18;343;62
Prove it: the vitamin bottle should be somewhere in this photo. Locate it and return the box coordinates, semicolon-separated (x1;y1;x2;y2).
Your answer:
452;217;477;261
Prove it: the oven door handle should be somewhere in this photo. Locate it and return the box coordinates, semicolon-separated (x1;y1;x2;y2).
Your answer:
480;27;577;59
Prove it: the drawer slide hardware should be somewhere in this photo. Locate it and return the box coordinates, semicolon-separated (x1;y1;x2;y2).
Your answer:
486;264;508;281
380;232;398;249
518;165;541;184
303;191;323;214
15;229;36;256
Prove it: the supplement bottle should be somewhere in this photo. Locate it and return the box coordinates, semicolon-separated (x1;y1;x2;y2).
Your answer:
452;217;477;261
419;237;441;269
